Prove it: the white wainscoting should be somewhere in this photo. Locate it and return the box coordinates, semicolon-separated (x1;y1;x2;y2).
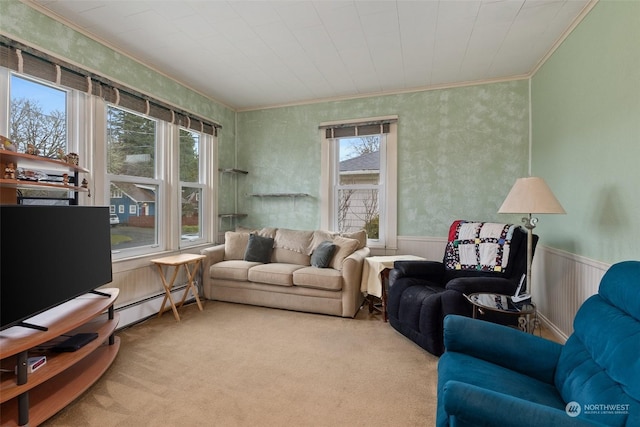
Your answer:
391;236;610;343
533;247;609;342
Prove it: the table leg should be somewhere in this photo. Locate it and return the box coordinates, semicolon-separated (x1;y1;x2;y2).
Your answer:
381;268;390;322
178;260;203;311
156;263;182;321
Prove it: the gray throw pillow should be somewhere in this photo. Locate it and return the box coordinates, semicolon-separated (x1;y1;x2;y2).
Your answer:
311;240;336;268
243;233;274;263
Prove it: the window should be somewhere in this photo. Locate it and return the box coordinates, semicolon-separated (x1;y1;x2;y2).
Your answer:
179;128;204;245
107;106;162;255
1;41;219;261
321;117;398;249
336;136;384;239
8;74;71;204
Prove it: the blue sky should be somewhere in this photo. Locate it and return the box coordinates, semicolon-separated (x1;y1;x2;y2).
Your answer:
11;74;66;115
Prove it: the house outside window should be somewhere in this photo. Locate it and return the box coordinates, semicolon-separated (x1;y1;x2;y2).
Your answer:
337;137;384;240
107;106;162;255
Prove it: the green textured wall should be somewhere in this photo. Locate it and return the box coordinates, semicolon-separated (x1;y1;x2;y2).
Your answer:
237;81;530;235
532;0;640;264
0;0;236;170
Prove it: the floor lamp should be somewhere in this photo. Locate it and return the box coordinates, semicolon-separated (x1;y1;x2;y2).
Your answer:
498;177;565;302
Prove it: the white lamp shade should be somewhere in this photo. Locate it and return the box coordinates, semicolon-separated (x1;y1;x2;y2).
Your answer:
498;177;566;214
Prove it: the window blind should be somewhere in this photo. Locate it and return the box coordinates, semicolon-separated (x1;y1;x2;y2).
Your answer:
0;36;221;136
320;120;395;139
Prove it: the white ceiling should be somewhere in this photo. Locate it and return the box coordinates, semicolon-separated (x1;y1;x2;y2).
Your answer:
31;0;592;111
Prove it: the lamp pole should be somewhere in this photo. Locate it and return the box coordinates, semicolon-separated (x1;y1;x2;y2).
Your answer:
522;213;538;300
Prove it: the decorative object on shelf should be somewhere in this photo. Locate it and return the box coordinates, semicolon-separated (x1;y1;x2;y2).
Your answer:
4;162;15;179
57;148;66;161
498;176;566;302
81;178;88;188
26;144;40;156
1;135;16;151
62;173;69;185
66;152;79;165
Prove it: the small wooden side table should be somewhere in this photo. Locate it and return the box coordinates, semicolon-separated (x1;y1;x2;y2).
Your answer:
151;253;206;321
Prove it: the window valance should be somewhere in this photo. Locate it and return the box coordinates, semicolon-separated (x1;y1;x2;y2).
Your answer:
0;36;220;136
319;118;397;139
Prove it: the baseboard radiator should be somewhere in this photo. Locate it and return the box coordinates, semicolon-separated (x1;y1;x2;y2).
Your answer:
114;283;198;329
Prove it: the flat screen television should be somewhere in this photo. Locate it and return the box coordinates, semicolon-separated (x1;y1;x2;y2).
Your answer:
1;205;113;331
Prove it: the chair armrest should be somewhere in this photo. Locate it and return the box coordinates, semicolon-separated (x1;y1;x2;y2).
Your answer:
341;247;370;317
391;260;445;282
442;381;607;427
443;315;562;384
445;276;518;295
200;244;225;288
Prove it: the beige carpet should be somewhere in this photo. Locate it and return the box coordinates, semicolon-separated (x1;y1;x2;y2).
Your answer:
43;301;439;426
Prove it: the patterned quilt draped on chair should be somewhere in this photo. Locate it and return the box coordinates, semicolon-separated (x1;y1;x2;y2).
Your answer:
444;220;516;272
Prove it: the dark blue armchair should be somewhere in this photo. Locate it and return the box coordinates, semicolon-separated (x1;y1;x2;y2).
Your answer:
388;221;537;356
437;260;640;426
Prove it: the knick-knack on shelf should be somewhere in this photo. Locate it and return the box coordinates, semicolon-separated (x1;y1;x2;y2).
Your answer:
4;162;16;179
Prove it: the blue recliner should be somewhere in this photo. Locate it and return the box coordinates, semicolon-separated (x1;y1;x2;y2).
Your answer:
437;260;640;426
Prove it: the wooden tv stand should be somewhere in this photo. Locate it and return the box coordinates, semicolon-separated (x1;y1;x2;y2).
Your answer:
0;289;120;426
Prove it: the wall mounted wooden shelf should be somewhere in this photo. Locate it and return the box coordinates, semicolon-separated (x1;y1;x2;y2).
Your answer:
250;193;310;198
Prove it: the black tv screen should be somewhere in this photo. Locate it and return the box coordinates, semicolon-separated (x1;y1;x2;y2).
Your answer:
1;205;113;331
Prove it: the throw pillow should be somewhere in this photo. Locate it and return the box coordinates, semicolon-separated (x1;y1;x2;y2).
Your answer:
310;241;336;268
330;236;360;271
224;231;250;260
340;230;367;249
243;233;274;263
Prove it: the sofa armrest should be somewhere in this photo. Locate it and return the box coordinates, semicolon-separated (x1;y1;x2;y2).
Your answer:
443;315;562;384
441;381;607;427
200;244;225;288
392;260;445;282
445;276;518;296
341;247;370;317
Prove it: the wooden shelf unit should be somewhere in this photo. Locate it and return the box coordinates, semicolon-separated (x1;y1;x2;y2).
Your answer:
0;151;89;205
0;289;120;427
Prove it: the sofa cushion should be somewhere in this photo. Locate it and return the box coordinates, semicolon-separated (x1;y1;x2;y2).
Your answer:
224;231;249;260
330;236;360;271
244;234;274;263
248;263;304;287
271;247;311;265
211;260;261;281
340;230;367;249
311;230;338;251
310;241;336;268
274;228;314;255
236;226;277;239
293;266;343;291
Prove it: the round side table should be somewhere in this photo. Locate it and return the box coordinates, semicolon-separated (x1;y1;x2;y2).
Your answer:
465;292;538;334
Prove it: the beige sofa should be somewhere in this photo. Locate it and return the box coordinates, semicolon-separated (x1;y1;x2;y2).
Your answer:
200;228;370;318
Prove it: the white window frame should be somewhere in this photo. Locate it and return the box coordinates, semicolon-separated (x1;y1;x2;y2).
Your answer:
2;65;218;263
178;127;206;247
320;116;398;250
102;104;165;259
